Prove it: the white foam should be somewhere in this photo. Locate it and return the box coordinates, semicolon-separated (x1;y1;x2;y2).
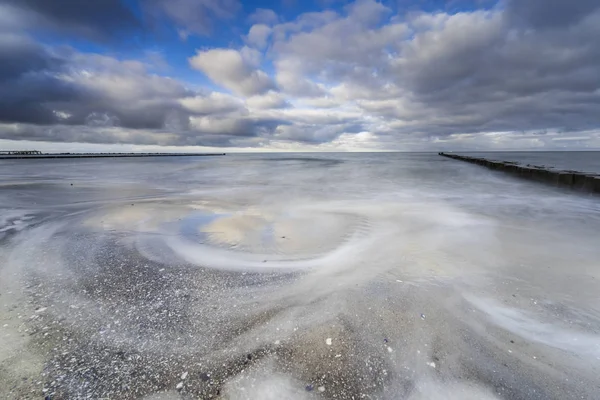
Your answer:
465;295;600;359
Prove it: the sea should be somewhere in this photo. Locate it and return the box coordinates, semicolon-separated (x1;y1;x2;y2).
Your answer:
1;152;599;399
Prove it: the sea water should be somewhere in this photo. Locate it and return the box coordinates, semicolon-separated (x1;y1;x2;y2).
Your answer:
0;153;599;399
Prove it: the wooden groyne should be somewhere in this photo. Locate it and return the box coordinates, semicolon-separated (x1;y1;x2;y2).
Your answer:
439;152;600;194
0;153;226;160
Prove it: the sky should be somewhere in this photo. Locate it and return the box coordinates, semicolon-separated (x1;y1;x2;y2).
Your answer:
0;0;599;152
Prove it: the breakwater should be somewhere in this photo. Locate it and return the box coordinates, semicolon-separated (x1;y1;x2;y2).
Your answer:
439;152;600;194
0;153;226;160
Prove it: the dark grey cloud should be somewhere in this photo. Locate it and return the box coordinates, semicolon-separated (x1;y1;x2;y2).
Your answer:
0;38;185;130
1;0;242;41
0;35;78;125
0;124;172;146
0;35;62;82
0;36;186;133
0;115;285;148
505;0;600;29
383;6;600;137
1;0;141;42
0;33;285;147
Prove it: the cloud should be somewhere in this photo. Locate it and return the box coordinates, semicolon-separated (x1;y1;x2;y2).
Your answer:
2;0;600;151
298;96;341;109
382;7;600;136
179;92;246;115
0;0;141;42
189;116;252;136
271;108;363;126
263;0;600;148
48;54;192;130
0;33;289;148
246;24;272;49
324;131;382;151
505;0;600;29
0;32;283;148
274;124;340;143
248;8;279;26
0;35;262;146
0;34;78;125
273;122;366;144
0;34;62;82
0;116;282;149
247;104;367;144
246;91;289;109
1;0;242;41
271;0;407;96
0;123;178;146
274;59;326;97
189;48;276;96
146;0;241;36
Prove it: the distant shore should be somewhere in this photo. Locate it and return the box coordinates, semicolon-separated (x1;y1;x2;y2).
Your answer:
0;153;226;160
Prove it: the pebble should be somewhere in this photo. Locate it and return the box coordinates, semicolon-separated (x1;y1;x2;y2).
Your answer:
176;382;183;390
181;371;188;380
326;338;332;346
426;361;436;368
318;386;326;392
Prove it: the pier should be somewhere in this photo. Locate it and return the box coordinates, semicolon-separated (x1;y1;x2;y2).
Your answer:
439;152;600;194
0;152;226;160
